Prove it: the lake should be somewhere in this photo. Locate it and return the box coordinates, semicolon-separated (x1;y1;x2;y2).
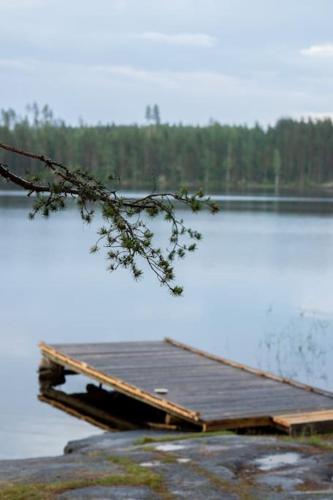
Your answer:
1;191;333;459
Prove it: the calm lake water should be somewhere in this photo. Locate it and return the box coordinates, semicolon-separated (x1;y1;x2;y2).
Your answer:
1;191;333;459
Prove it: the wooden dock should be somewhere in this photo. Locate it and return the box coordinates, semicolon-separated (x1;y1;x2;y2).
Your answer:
39;338;333;435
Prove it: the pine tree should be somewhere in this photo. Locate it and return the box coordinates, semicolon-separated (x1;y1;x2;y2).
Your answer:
145;105;152;122
273;148;281;194
152;104;161;125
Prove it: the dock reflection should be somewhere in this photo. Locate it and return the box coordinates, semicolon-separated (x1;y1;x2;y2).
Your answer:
38;375;197;432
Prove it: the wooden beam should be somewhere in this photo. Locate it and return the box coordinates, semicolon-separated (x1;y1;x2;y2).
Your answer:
273;410;333;435
204;416;273;432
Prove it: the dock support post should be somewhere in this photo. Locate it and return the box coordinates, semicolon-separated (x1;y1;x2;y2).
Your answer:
39;356;65;389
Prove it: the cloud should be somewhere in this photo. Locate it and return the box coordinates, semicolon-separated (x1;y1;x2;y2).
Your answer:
0;0;45;8
70;63;237;93
0;59;35;71
133;32;218;47
301;43;333;58
93;64;177;88
0;57;234;90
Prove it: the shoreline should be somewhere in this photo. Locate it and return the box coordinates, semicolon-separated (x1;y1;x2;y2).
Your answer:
1;430;333;498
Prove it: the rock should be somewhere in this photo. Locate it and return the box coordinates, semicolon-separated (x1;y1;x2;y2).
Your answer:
58;486;155;499
1;431;333;498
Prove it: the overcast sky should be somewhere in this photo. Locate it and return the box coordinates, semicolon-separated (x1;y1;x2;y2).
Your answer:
1;0;332;125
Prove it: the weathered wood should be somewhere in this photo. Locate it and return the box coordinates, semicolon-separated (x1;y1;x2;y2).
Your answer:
275;410;333;424
39;341;202;424
39;356;66;388
205;416;272;431
51;341;173;356
39;338;333;434
273;410;333;435
147;422;179;431
164;337;333;399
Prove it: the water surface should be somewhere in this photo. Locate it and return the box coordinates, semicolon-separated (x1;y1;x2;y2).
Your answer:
1;192;333;459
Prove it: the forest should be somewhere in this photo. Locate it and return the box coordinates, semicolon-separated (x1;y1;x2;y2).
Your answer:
1;104;333;193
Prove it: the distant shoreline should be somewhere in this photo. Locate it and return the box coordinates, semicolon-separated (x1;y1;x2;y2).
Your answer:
1;186;333;202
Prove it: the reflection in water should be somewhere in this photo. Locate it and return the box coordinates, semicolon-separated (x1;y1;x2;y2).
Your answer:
38;366;198;433
258;308;332;384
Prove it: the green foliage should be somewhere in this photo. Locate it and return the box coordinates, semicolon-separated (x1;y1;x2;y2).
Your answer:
281;433;333;449
134;429;234;446
1;106;333;193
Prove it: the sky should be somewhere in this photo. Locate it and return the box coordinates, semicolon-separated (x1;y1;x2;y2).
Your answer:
0;0;333;125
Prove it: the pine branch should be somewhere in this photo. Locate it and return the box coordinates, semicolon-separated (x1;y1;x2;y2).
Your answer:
0;141;219;294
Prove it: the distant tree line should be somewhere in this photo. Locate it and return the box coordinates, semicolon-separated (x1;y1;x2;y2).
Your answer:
1;104;333;193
